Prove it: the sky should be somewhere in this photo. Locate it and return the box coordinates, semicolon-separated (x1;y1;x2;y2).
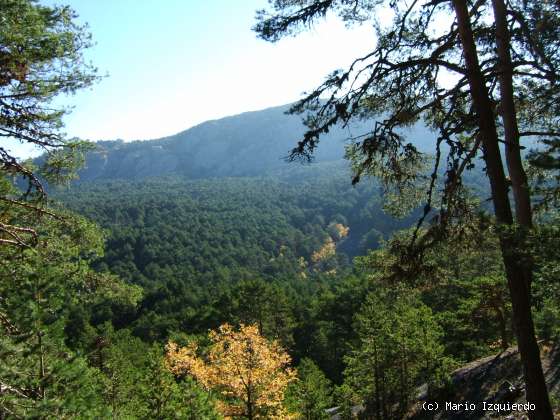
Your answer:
40;0;377;144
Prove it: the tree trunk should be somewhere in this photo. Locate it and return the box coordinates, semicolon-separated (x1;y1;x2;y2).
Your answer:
373;340;381;420
452;2;553;419
34;286;46;402
491;0;534;302
246;386;253;420
491;0;533;230
37;330;45;401
495;306;509;351
381;368;388;420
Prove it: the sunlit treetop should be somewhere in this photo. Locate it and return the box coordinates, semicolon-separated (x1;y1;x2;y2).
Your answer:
166;323;297;419
0;0;99;247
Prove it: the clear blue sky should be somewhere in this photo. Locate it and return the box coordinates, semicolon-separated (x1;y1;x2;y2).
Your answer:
10;1;376;157
53;0;375;140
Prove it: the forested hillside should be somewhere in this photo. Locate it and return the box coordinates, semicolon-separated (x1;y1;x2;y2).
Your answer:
72;104;437;182
56;163;415;340
2;0;560;418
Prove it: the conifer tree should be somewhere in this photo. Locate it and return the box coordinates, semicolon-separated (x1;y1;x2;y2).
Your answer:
0;0;98;247
255;2;558;416
0;200;138;417
138;345;221;420
344;290;447;419
287;358;333;420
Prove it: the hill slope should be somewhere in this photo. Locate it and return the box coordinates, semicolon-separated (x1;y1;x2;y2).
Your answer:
56;163;418;341
409;342;560;419
77;104;437;182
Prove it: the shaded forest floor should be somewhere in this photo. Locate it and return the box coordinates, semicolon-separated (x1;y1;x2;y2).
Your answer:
409;342;560;419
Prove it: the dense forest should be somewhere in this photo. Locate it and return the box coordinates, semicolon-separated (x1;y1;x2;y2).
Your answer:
2;0;560;419
4;166;559;418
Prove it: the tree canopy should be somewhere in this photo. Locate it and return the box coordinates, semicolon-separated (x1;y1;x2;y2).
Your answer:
166;323;297;419
255;1;559;417
0;0;98;247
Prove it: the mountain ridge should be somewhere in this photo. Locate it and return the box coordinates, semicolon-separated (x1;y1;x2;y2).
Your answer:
76;103;437;182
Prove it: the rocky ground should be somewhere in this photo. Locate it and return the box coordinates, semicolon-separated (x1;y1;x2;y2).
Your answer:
407;342;560;419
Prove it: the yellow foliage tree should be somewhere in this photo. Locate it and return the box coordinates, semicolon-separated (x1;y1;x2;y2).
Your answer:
329;222;349;240
311;237;336;264
311;223;350;265
165;324;296;419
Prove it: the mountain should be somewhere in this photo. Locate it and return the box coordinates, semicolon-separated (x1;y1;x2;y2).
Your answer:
76;104;437;182
53;104;438;345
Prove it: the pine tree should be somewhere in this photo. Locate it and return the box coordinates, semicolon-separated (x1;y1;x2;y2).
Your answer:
138;345;220;420
254;2;558;416
0;207;136;417
343;290;448;419
0;0;99;247
288;358;333;420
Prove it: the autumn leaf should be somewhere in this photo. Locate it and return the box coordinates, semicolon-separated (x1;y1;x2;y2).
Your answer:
166;324;297;419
